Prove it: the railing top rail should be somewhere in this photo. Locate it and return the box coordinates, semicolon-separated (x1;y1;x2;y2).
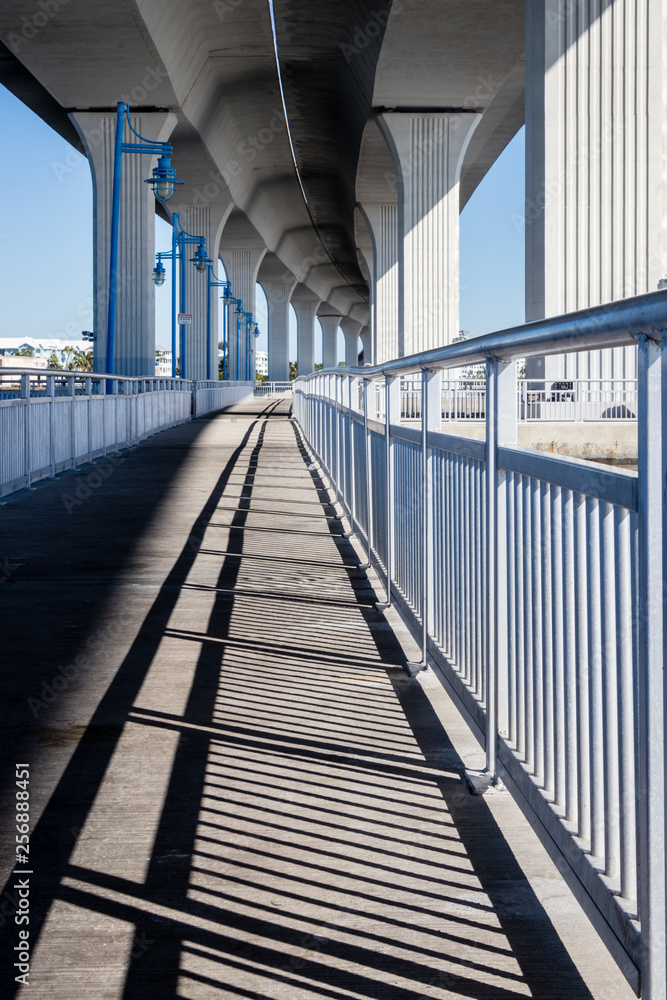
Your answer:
295;289;667;381
0;368;194;385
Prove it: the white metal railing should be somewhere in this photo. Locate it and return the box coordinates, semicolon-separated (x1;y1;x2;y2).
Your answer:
0;370;254;498
254;381;293;396
293;290;667;1000
194;380;254;416
393;378;638;422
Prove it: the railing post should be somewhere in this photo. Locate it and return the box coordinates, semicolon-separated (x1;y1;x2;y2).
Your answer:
377;374;400;611
67;375;77;470
485;357;517;780
636;332;666;999
20;374;31;489
47;375;55;478
348;374;357;531
408;367;440;673
361;378;374;569
85;377;92;462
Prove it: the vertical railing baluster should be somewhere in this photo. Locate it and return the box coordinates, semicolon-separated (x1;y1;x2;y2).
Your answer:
636;333;665;998
485;358;517;780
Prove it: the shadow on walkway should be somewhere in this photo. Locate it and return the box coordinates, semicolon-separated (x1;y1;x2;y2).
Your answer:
0;400;598;999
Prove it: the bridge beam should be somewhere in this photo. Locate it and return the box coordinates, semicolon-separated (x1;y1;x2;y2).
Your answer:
360;326;371;366
358;202;398;363
70;109;177;377
263;278;297;383
292;286;321;376
341;318;363;369
170;201;232;381
318;312;341;369
219;247;266;382
377;112;481;355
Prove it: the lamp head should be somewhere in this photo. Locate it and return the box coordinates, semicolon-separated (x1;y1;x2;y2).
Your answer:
191;244;210;272
152;259;166;286
146;154;183;203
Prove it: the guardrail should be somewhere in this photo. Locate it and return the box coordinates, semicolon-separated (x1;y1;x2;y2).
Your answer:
193;380;254;416
293;290;667;999
0;370;254;498
395;378;638;422
254;381;293;396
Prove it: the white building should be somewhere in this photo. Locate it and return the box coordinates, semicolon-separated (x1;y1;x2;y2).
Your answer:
155;347;173;377
255;350;268;377
0;337;90;366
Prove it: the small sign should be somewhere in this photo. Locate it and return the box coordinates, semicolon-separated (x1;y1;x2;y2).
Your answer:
177;313;192;325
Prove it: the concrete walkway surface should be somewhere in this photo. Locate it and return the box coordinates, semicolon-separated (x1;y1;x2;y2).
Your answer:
0;399;635;999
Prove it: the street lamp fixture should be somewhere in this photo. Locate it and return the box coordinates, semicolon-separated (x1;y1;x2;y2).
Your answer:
191;244;211;272
106;102;183;381
146;153;182;203
152;259;166;286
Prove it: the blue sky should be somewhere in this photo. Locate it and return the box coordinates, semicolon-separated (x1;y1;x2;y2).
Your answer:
1;82;525;361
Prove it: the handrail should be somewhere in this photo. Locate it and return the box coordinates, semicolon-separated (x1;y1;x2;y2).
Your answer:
295;289;667;380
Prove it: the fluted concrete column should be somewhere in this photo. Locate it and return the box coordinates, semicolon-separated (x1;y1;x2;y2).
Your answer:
359;203;398;362
292;287;321;376
170;202;232;380
219;247;266;381
318;313;341;369
263;278;297;382
360;327;371;366
378;113;480;356
525;1;664;381
71;110;177;376
341;318;362;368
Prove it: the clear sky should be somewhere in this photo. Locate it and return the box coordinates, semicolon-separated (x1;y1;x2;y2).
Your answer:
1;81;525;361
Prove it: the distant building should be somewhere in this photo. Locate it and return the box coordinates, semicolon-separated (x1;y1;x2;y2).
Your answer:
0;337;90;366
255;350;268;377
0;355;47;369
155;347;172;377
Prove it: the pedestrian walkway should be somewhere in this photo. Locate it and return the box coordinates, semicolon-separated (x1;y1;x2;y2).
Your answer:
0;400;634;999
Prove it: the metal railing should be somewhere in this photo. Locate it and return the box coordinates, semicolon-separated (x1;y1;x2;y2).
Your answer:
193;380;254;416
293;290;667;999
394;378;638;422
254;381;293;396
0;370;254;497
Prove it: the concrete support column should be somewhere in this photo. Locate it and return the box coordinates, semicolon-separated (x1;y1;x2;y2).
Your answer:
292;287;321;376
359;203;398;362
71;110;177;376
263;279;297;383
341;318;363;368
525;0;664;381
219;247;266;381
318;313;341;369
171;202;232;381
378;112;480;355
360;327;371;366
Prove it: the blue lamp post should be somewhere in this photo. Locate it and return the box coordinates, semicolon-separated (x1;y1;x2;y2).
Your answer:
207;270;231;382
153;213;208;378
107;102;183;380
243;312;255;381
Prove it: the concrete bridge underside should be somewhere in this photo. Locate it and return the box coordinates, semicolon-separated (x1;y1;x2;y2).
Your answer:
0;400;635;999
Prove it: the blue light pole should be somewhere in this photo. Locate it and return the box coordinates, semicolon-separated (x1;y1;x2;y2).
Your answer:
107;102;182;380
207;269;231;382
153;214;209;378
